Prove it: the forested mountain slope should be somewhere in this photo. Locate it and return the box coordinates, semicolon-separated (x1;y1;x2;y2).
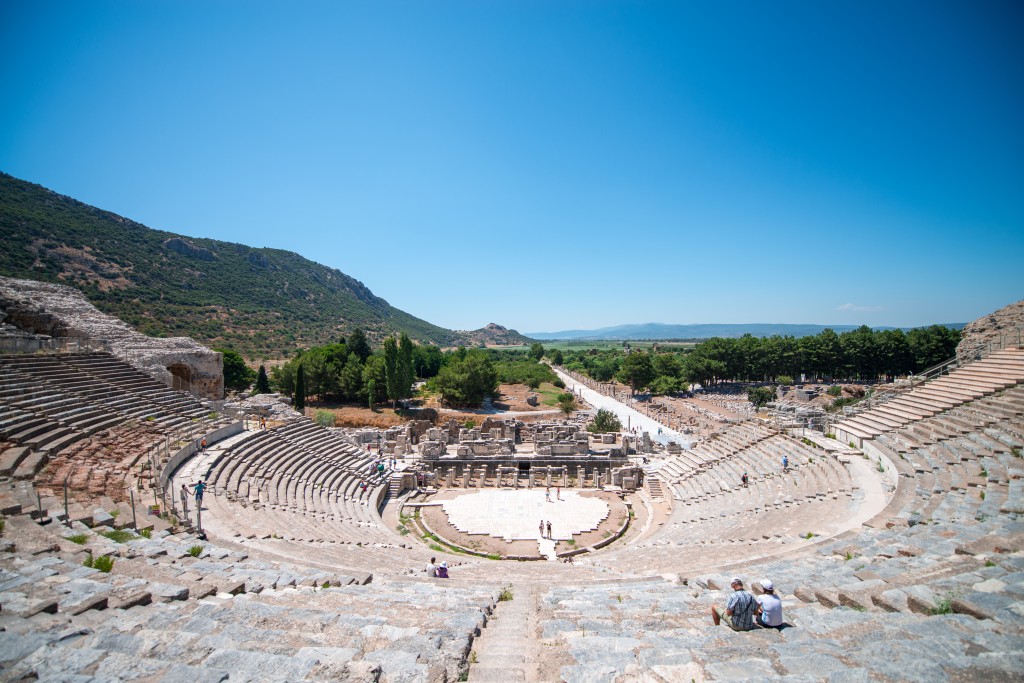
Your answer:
0;173;524;356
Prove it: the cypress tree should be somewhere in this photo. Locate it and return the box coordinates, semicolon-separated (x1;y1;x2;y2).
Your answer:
255;365;271;394
398;332;414;403
295;364;306;413
383;335;400;408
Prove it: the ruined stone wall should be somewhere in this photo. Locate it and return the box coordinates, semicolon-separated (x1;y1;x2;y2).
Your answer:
0;276;223;399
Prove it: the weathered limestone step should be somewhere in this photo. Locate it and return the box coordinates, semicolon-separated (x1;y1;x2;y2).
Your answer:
0;446;30;476
12;451;48;479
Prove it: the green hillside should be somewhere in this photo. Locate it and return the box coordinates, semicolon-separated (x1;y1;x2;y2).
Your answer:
0;172;471;357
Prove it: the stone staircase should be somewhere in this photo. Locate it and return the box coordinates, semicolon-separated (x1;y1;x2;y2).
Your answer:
468;584;545;682
834;347;1024;445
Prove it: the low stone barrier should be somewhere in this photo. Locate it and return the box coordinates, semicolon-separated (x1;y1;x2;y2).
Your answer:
161;421;244;489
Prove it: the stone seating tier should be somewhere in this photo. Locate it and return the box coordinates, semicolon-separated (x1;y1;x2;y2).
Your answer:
0;509;496;683
834;348;1024;445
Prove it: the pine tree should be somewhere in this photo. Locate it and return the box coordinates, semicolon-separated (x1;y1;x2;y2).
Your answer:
295;364;306;412
348;328;372;362
254;365;271;394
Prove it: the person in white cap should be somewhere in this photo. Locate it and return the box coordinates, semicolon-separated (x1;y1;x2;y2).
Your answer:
710;577;756;630
755;579;784;627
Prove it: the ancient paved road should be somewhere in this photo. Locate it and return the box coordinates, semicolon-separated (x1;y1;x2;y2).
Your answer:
551;367;693;449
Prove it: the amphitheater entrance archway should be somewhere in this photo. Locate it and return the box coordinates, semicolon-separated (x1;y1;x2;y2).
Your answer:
167;363;194;393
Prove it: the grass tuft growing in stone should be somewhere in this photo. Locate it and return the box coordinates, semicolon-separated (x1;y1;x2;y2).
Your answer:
931;596;954;615
188;545;204;557
83;553;114;572
66;533;89;545
100;529;136;544
498;587;513;601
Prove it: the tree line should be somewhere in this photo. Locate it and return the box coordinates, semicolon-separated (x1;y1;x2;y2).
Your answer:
560;325;961;393
224;332;564;410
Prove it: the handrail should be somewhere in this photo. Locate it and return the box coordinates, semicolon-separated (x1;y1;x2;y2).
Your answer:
828;325;1024;429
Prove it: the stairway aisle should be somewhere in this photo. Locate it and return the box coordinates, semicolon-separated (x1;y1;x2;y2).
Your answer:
468;583;545;682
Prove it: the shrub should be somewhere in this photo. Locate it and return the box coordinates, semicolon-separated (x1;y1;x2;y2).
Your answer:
746;386;776;409
827;385;843;396
777;375;794;386
83;553;114;572
587;409;622;434
828;396;862;413
314;410;336;428
188;545;204;557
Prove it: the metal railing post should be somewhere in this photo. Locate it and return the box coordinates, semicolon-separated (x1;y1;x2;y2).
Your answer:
64;475;70;528
130;489;138;531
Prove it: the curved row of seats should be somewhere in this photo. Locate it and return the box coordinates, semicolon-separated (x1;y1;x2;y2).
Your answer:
0;352;222;482
204;418;399;547
532;364;1024;681
834;347;1024;445
0;496;497;683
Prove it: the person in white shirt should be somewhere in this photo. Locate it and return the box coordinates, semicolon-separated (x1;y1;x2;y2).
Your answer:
755;579;784;628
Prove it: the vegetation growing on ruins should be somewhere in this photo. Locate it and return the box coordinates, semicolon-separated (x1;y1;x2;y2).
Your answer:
746;386;776;409
557;392;578;416
588;408;622;434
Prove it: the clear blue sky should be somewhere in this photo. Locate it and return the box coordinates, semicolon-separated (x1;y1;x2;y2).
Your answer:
2;1;1021;334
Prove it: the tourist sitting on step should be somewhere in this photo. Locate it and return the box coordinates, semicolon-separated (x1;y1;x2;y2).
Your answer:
710;577;756;631
437;561;449;579
425;557;438;577
754;579;784;628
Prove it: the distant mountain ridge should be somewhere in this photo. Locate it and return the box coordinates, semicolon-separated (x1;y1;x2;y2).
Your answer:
0;172;528;356
527;321;966;340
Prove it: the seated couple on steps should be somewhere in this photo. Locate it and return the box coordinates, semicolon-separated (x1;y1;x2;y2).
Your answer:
710;577;783;630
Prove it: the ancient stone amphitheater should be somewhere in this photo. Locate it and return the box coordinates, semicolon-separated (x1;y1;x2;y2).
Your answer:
1;285;1022;682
